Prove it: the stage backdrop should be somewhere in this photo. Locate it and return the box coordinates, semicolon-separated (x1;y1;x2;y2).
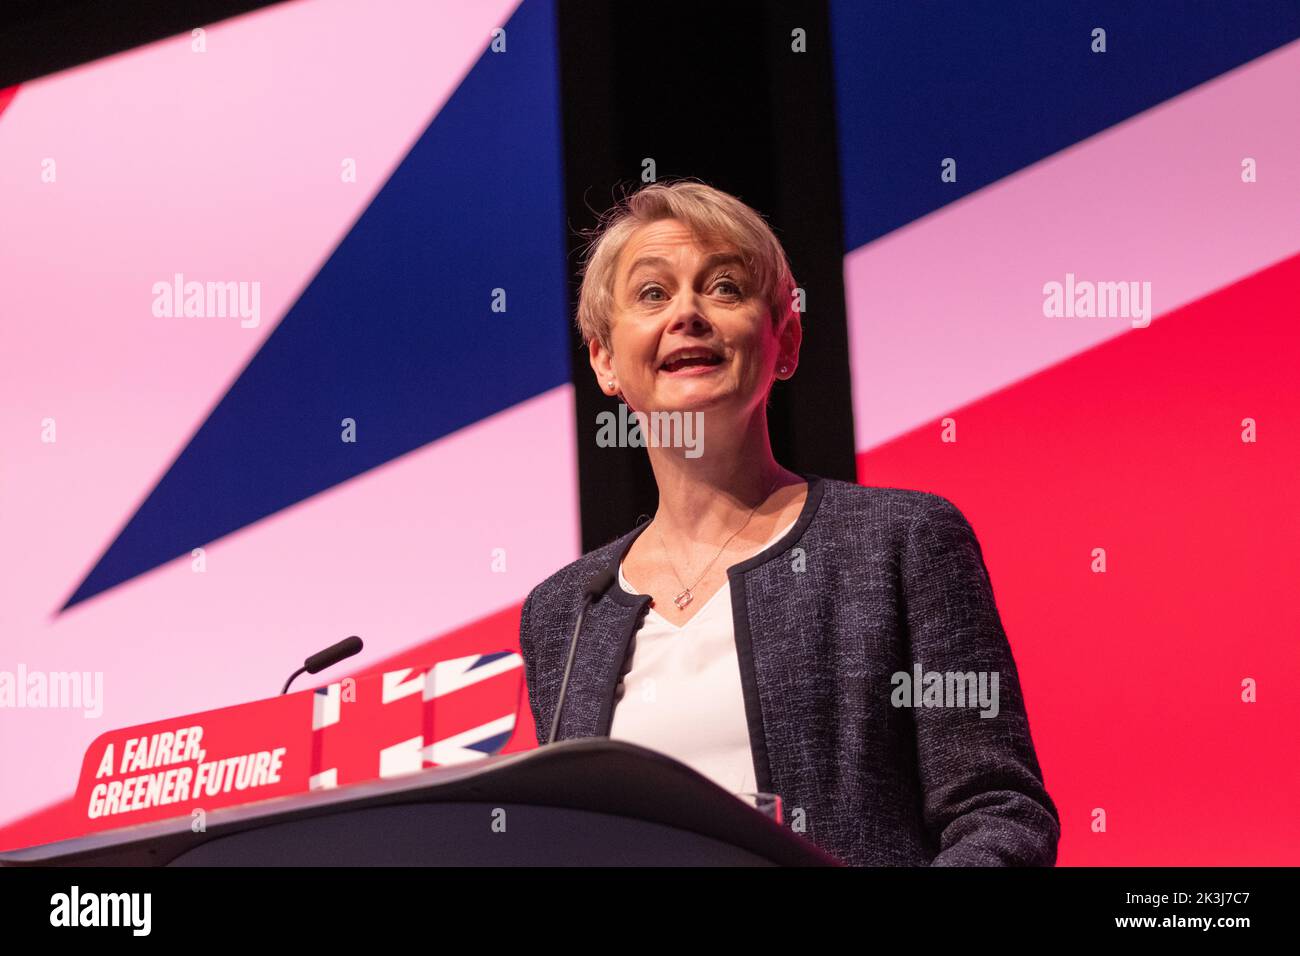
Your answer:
1;0;1297;865
831;2;1300;865
0;0;576;848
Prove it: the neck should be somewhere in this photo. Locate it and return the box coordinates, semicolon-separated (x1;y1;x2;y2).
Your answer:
643;404;799;545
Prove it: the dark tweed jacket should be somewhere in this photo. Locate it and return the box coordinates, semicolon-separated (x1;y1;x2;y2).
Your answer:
518;474;1059;866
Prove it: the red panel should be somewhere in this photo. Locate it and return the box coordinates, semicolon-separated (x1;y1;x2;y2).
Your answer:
0;602;533;853
859;252;1300;865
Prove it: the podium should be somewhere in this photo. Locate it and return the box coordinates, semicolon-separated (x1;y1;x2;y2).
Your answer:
0;739;842;866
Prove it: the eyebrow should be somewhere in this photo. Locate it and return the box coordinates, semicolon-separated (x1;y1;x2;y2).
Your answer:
624;252;748;278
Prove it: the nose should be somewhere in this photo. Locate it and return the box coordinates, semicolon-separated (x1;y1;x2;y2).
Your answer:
666;291;712;336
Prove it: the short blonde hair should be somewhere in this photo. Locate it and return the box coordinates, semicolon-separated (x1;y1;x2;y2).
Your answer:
575;179;798;351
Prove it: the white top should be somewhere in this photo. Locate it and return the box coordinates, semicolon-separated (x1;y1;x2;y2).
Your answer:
609;516;800;795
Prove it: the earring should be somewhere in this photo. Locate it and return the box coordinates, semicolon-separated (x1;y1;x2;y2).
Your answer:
607;380;616;390
779;365;789;375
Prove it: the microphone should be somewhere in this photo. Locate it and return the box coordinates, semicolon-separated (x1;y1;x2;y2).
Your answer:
281;635;364;695
547;569;616;745
583;565;617;601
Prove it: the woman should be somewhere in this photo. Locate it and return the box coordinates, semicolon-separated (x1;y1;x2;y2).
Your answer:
518;179;1059;866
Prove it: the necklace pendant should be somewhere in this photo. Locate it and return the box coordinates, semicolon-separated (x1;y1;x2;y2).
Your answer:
673;589;693;610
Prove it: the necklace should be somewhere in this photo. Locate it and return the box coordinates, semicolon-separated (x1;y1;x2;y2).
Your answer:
654;476;781;610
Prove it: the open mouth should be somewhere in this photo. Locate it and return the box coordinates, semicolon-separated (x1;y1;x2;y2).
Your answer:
659;348;724;374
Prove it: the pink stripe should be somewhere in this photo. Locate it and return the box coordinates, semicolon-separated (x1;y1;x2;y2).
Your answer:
845;40;1300;452
0;0;534;828
0;385;578;827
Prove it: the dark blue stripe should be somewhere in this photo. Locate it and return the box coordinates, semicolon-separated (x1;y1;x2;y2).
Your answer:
65;0;568;610
831;0;1300;251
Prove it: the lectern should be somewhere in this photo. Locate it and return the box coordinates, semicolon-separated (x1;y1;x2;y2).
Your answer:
0;739;842;866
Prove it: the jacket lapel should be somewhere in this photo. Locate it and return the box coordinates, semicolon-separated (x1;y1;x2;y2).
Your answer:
557;474;826;760
555;523;651;740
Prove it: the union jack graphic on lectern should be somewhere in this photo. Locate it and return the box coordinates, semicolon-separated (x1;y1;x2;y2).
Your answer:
309;652;523;791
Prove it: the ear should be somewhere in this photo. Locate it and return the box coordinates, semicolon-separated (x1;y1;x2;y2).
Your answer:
589;335;618;397
775;309;803;378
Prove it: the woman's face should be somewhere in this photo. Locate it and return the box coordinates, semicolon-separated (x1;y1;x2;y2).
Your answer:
591;218;797;416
